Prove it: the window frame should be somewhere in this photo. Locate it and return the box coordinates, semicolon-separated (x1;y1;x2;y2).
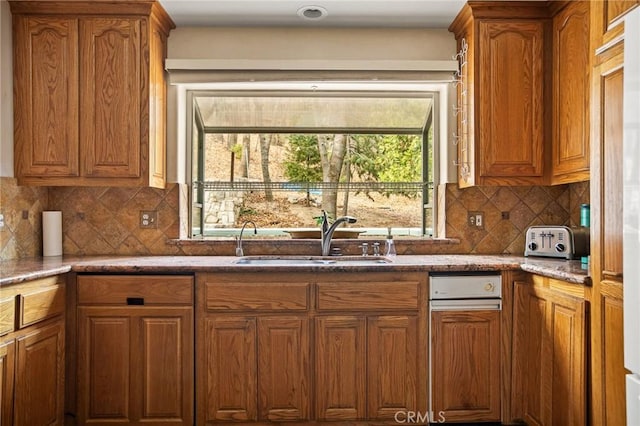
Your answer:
185;83;445;239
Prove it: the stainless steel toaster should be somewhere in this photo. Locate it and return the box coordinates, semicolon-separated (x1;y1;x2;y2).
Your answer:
524;225;590;260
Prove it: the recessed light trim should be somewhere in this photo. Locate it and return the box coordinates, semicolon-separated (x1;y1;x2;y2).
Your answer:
297;5;328;21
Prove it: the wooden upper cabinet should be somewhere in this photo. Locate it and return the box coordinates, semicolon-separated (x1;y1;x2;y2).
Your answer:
551;1;590;184
13;17;79;178
450;3;549;187
478;20;545;183
591;0;639;53
80;18;142;179
10;1;174;188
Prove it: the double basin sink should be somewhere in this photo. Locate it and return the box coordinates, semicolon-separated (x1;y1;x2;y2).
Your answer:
234;255;393;266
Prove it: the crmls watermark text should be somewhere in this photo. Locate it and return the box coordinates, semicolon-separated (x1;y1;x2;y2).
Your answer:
394;410;446;424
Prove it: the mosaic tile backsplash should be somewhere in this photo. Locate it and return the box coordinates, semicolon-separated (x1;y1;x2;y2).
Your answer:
0;178;48;260
0;177;589;260
441;181;589;254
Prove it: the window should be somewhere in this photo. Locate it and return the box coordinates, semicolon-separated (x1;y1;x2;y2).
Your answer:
187;81;445;239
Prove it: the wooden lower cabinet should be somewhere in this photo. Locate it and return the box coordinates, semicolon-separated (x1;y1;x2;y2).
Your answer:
430;309;501;422
198;272;427;425
203;315;310;423
511;276;588;426
76;275;194;426
0;319;65;426
315;315;420;422
0;276;65;426
204;317;258;422
315;316;366;420
367;315;419;420
77;307;193;425
0;339;14;426
14;320;65;426
257;316;310;421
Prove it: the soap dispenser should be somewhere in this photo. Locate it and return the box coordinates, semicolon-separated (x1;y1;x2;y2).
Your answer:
384;227;396;257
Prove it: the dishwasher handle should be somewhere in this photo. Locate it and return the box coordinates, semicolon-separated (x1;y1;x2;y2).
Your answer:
429;299;501;311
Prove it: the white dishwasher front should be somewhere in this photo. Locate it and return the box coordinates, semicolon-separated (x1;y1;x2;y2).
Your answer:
429;273;502;423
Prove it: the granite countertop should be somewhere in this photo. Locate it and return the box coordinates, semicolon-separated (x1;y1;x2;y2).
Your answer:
0;254;590;287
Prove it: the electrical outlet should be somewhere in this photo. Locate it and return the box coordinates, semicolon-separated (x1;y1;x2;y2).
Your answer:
140;211;157;229
0;213;4;229
468;211;484;229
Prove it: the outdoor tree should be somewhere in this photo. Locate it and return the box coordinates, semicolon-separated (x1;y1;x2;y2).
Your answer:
259;134;273;201
284;134;322;204
318;134;347;220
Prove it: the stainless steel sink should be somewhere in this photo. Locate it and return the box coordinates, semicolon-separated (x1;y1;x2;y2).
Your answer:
233;256;392;265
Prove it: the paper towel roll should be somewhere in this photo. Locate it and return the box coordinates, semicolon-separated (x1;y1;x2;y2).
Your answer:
43;211;62;257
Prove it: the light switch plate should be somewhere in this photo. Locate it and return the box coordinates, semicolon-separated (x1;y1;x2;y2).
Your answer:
0;213;4;228
468;211;484;229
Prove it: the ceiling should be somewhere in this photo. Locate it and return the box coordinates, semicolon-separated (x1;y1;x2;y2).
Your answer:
158;0;467;28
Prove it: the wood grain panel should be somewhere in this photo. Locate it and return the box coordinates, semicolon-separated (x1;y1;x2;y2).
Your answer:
367;315;418;419
432;309;500;422
18;284;64;328
478;20;545;180
77;309;131;422
552;1;590;182
602;66;624;276
80;18;141;178
315;316;366;421
206;283;309;311
601;286;626;426
14;320;64;426
549;295;587;426
605;0;638;30
13;16;79;178
137;309;193;424
0;298;15;336
317;281;419;311
77;275;193;305
257;317;309;421
148;24;167;188
524;292;546;426
0;339;15;426
205;317;257;422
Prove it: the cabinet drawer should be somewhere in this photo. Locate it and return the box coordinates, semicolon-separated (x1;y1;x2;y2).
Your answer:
18;284;65;329
0;297;15;335
317;281;419;311
77;275;194;305
206;283;309;311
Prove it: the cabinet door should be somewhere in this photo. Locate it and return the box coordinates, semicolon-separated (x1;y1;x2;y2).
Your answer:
590;47;627;426
478;21;545;183
257;317;309;421
431;309;501;422
14;320;64;426
512;282;547;426
13;16;79;178
77;307;133;423
512;281;588;426
552;1;590;183
591;0;638;51
79;18;142;179
78;306;193;426
202;317;257;423
137;308;193;425
367;315;419;420
315;316;366;421
548;291;587;426
0;339;15;426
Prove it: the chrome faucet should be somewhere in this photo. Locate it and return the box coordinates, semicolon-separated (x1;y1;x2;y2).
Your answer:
320;210;357;256
236;220;257;256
